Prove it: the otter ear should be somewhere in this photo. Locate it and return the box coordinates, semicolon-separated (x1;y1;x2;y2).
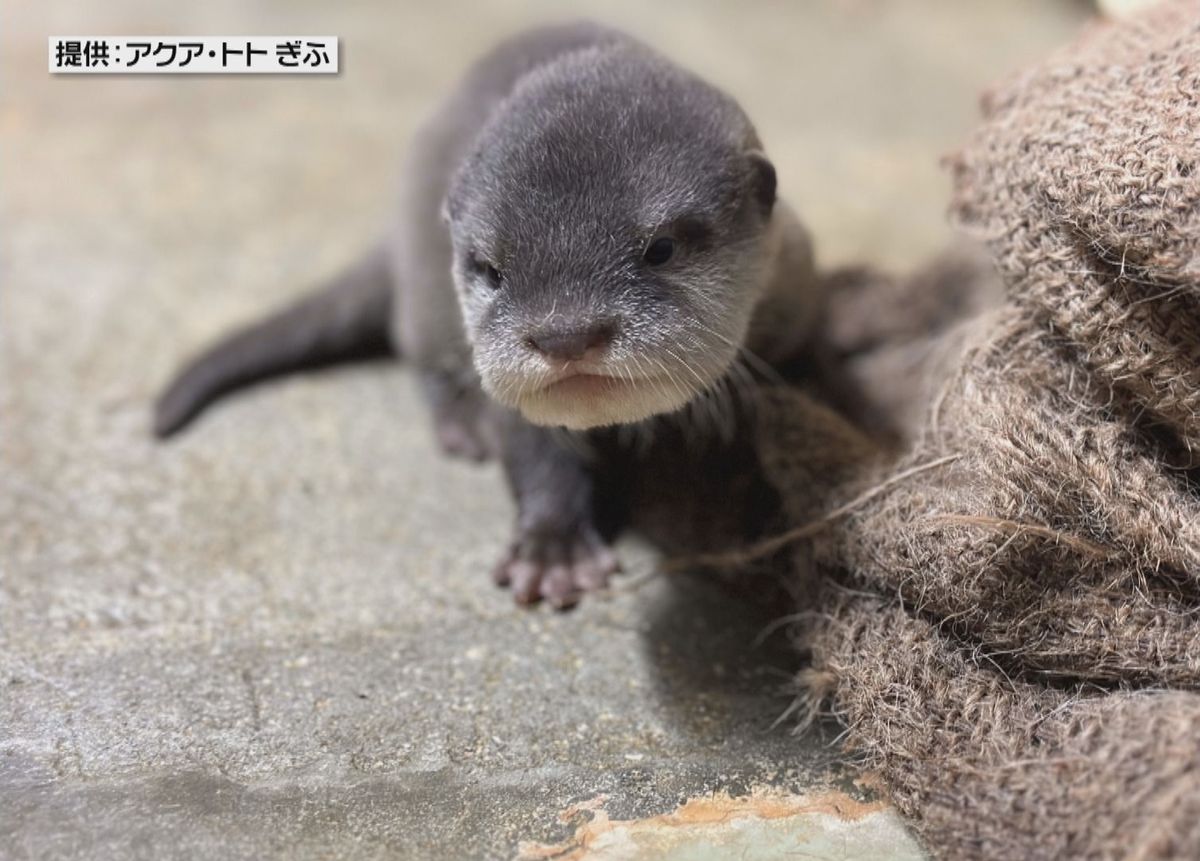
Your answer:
746;150;776;218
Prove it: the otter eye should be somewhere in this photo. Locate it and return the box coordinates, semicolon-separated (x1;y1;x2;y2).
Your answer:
643;236;675;266
471;256;503;290
484;264;503;289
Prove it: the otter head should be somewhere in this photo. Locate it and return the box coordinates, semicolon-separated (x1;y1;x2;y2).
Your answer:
443;44;777;430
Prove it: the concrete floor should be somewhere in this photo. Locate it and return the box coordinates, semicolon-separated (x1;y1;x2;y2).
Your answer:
2;1;1086;858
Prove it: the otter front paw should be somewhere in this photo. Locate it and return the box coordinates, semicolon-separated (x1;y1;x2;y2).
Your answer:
434;412;493;461
432;398;497;462
492;524;619;609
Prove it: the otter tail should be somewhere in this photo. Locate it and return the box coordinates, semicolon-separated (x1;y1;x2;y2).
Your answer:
154;246;394;438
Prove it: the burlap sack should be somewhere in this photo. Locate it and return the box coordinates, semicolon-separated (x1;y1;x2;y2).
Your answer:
754;4;1200;857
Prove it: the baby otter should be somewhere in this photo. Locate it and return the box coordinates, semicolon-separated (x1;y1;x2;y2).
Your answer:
155;21;823;607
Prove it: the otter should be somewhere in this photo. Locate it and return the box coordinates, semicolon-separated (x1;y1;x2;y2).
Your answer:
155;21;824;608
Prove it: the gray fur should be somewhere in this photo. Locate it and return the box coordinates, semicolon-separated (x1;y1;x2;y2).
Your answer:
155;21;823;606
444;37;780;429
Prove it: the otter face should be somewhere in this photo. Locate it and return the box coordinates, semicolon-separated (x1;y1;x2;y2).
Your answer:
443;45;777;430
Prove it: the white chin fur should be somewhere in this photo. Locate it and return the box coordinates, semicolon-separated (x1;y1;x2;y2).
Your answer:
512;380;698;430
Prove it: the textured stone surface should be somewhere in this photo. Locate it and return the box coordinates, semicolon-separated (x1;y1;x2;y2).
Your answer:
2;1;1085;858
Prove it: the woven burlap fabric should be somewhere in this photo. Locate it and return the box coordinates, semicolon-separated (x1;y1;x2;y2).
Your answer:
753;3;1200;858
802;597;1200;861
949;1;1200;456
806;314;1200;687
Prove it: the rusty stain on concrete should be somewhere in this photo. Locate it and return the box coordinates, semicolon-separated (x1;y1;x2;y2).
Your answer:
518;788;924;860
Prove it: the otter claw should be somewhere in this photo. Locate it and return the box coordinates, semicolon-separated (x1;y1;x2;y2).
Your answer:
492;527;619;609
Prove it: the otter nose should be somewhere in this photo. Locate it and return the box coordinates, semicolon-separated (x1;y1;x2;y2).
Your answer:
523;321;615;362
